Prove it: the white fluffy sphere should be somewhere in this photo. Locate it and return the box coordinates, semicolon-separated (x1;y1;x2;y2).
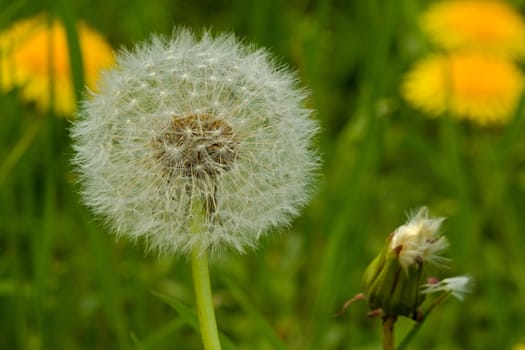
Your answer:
71;29;319;256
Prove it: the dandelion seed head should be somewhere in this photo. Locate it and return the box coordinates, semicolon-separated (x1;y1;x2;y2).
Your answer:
71;29;319;256
152;113;238;179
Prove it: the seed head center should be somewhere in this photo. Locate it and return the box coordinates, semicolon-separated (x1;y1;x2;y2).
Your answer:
154;113;237;179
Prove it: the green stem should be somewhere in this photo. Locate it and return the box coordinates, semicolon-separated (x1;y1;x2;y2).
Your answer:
190;200;222;350
191;247;222;350
383;316;396;350
382;316;396;350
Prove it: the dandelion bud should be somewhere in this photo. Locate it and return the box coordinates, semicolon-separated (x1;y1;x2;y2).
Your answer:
364;244;425;317
71;29;319;256
363;207;447;317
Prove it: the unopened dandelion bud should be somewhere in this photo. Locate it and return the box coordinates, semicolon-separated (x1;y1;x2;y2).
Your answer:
363;207;447;317
351;208;472;350
364;238;426;317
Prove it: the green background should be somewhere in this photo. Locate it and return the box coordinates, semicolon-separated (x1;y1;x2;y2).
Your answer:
1;0;525;349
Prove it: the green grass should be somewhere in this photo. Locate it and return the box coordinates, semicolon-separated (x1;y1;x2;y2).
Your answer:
2;0;525;349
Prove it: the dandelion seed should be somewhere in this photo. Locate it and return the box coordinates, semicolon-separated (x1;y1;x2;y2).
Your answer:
0;13;114;116
401;52;524;125
71;29;319;256
421;275;473;301
421;0;525;59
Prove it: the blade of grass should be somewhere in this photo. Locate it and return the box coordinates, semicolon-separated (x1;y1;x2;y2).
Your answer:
500;92;525;155
130;334;147;350
0;119;43;185
1;141;28;349
31;15;61;347
438;115;476;269
54;0;85;105
76;204;129;349
130;319;186;350
17;115;37;349
222;277;288;350
152;291;237;350
0;0;28;27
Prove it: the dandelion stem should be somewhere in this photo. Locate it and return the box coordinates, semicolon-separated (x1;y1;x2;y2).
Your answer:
190;201;222;350
191;248;222;350
382;316;396;350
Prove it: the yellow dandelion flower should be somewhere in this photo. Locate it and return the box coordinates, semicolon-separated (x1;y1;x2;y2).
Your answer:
513;344;525;350
421;1;525;59
401;52;524;125
0;14;114;116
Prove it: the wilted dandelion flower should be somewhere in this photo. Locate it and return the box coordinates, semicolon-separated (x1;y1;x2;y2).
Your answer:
0;13;114;116
401;52;524;125
421;0;525;59
346;207;472;349
71;29;319;256
363;207;449;317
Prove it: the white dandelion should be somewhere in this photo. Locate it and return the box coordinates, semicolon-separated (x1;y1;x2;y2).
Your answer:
71;29;319;257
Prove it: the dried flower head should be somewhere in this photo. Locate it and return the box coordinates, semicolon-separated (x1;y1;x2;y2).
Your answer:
421;0;525;59
363;207;449;317
71;29;319;256
0;13;114;116
401;52;524;125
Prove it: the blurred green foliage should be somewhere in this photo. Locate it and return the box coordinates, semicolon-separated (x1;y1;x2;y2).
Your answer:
1;0;525;349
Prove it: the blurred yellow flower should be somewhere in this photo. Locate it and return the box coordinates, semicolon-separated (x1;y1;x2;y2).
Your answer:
513;344;525;350
401;52;524;125
421;0;525;59
0;14;114;116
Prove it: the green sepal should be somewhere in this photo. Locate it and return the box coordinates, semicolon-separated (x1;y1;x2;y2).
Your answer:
363;238;426;317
